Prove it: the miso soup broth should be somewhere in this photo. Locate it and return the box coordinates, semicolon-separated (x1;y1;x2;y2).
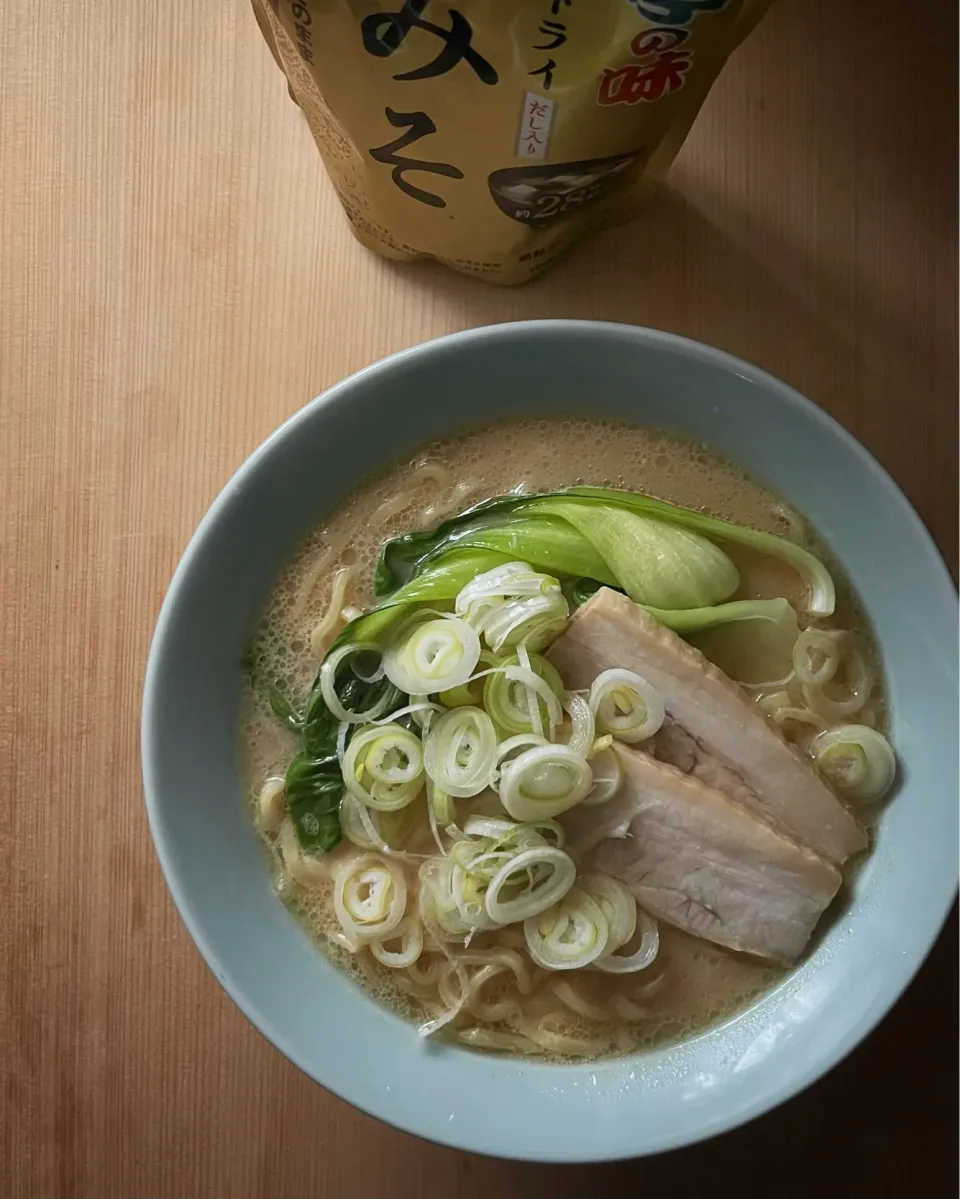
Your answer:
240;418;889;1060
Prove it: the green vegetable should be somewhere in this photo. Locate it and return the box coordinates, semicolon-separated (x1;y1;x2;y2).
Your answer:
376;497;534;593
569;577;606;608
375;486;834;618
268;684;302;732
339;548;512;649
483;651;565;735
533;499;739;609
280;666;404;854
645;597;797;634
284;751;343;854
564;487;835;617
448;515;617;585
686;598;799;685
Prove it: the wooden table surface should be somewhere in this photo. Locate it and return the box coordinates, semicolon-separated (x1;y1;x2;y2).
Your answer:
2;1;956;1195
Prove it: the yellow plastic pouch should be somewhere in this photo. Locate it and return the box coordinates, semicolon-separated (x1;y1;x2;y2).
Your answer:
252;1;773;283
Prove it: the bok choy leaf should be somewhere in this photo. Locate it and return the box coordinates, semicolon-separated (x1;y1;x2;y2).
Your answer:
284;750;344;854
376;486;834;618
376;496;530;593
376;503;615;595
564;487;835;617
530;499;739;609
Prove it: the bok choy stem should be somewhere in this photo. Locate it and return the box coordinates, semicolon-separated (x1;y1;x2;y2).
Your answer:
644;597;797;633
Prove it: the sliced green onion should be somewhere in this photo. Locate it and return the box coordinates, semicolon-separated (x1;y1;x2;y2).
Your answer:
524;887;610;970
514;641;542;739
450;842;511;879
525;818;565;849
342;723;424;812
581;746;623;806
793;628;845;686
427;818;575;932
438;680;483;707
484;846;577;924
451;863;496;931
340;792;383;850
757;689;829;733
428;779;456;825
320;642;396;723
462;818;560;857
809;724;895;801
499;744;593;821
481;589;568;653
462;814;518;840
418;857;473;942
820;742;868;787
374;701;444;724
439;649;498;707
506;663;564;730
333;853;407;942
579;873;637;950
424;779;448;854
455;561;569;652
335;721;350;767
383;616;480;695
593;907;660;974
495;734;550;783
340;792;420;852
562;692;596;758
483;652;564;736
423;706;498;798
802;645;874;721
589;667;665;743
370;916;424;968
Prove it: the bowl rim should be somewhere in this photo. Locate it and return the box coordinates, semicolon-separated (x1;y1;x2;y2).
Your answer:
141;319;958;1161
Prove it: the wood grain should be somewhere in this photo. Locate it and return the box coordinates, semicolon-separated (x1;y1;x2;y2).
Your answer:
1;1;956;1196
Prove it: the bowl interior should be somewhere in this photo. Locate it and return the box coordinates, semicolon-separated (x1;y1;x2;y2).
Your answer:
142;321;958;1161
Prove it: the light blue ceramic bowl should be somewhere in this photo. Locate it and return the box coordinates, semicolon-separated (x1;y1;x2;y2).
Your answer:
142;321;958;1161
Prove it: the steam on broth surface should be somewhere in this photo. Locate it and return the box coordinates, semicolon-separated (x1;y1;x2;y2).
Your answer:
241;418;889;1060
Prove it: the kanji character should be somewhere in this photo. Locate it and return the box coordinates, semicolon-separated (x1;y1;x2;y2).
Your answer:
597;50;691;105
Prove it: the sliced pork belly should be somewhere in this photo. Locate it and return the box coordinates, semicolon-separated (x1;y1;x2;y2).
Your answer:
562;747;842;964
548;588;866;865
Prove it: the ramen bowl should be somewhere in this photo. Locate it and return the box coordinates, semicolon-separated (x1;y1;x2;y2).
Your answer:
142;321;958;1161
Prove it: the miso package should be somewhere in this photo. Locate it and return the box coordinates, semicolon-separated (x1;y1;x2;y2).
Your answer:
251;1;773;284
